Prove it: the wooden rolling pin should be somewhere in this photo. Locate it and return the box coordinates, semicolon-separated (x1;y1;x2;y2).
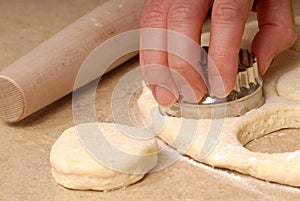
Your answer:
0;0;142;122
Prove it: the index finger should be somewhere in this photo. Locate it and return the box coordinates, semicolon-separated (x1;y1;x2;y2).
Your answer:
140;0;179;106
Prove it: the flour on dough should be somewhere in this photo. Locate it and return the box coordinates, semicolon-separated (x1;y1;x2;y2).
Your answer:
50;122;157;191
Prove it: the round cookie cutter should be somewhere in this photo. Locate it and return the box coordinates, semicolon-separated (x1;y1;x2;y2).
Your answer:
159;47;265;119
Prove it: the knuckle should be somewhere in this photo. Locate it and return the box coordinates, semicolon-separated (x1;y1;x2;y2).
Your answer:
209;49;227;58
260;0;281;11
209;47;238;59
168;0;198;25
170;62;194;78
140;1;168;27
270;25;298;48
213;0;243;25
284;27;298;47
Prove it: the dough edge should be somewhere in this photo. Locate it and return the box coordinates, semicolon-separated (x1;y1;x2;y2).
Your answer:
50;122;158;191
51;167;144;191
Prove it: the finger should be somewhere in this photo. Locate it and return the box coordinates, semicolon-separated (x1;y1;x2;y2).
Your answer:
209;0;253;97
167;0;211;103
140;0;179;106
252;0;297;75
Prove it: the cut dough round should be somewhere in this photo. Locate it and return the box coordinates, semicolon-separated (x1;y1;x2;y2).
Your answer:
50;122;157;191
277;68;300;101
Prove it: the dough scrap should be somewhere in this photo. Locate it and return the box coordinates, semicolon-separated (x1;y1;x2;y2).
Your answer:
50;122;157;191
138;20;300;186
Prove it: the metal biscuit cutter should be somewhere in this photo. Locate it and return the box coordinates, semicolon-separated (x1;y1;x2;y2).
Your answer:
159;46;265;119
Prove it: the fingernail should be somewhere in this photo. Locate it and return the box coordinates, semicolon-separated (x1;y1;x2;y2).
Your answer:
210;75;228;98
262;56;275;75
154;86;177;107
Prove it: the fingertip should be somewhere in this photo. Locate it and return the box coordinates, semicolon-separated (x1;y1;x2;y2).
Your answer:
252;40;275;75
167;53;207;103
210;75;232;98
154;85;178;106
179;84;206;103
259;55;275;75
208;52;238;98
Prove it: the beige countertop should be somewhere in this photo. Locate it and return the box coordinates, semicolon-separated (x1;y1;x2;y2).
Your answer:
1;1;300;200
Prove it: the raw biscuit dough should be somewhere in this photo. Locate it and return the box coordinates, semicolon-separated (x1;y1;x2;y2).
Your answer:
50;122;157;191
138;21;300;186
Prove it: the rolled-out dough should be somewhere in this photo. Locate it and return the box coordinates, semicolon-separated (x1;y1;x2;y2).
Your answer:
50;122;158;191
50;18;300;191
138;57;300;187
138;20;300;187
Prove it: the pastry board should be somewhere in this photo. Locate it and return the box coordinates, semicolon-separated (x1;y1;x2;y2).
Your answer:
1;0;300;200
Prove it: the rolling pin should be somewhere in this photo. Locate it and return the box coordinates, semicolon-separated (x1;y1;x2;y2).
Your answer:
0;0;142;122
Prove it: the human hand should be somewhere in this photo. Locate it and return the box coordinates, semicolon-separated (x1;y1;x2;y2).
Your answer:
139;0;297;106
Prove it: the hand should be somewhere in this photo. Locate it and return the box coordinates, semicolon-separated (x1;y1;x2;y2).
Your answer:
139;0;297;106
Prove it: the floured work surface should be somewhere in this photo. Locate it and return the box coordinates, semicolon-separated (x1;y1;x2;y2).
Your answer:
1;0;300;201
